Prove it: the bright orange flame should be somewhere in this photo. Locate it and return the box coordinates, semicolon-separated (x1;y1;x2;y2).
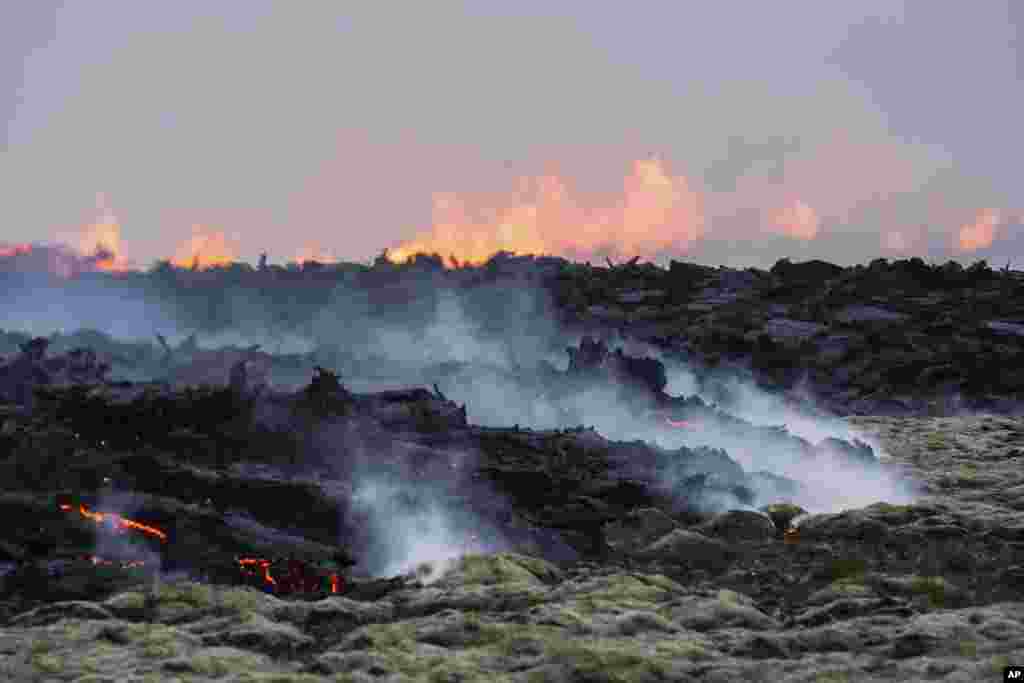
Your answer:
957;209;1000;251
389;157;704;266
79;194;129;272
68;503;168;543
172;225;237;269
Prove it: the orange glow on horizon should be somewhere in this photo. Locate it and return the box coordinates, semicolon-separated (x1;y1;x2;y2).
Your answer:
388;157;705;266
957;209;1000;251
172;226;237;269
79;195;130;272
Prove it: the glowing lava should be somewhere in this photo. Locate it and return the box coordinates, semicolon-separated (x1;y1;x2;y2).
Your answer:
60;502;168;543
294;243;338;265
389;157;704;267
238;557;277;587
172;225;237;269
237;556;341;594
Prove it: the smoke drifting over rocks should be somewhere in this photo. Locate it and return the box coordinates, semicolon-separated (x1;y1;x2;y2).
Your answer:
3;254;1024;681
0;253;933;579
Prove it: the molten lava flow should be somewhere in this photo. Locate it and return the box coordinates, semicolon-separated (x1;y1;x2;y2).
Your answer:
237;556;341;594
172;225;237;269
389;157;704;267
60;502;168;543
238;557;277;587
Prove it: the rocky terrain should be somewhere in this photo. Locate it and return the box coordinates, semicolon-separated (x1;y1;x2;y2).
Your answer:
4;253;1024;416
553;255;1024;417
0;254;1021;681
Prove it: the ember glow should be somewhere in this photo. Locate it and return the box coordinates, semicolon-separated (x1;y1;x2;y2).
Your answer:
172;226;237;269
237;556;341;594
238;557;277;587
770;199;820;241
388;158;704;267
79;194;130;272
957;209;1000;252
60;502;168;543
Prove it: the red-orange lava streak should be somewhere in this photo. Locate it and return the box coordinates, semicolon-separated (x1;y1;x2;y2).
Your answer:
61;502;168;542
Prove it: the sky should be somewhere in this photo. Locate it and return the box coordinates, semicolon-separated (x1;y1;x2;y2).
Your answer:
1;1;1021;270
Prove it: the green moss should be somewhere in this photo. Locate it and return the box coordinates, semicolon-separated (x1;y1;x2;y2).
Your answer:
635;574;685;594
236;674;337;683
957;463;978;481
448;553;554;587
141;640;178;658
909;575;947;608
815;673;850;683
153;580;215;608
829;580;870;596
30;637;56;654
158;650;268;678
104;590;147;612
827;558;869;583
991;655;1011;673
537;635;699;681
216;585;266;615
958;640;978;658
30;652;64;673
866;502;913;515
574;574;674;612
717;589;741;606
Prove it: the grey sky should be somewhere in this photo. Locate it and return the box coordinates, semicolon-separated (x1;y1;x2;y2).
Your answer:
2;1;1020;269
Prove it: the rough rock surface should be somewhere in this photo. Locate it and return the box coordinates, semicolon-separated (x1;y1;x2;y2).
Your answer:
553;255;1024;417
1;383;1023;680
0;254;1023;681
